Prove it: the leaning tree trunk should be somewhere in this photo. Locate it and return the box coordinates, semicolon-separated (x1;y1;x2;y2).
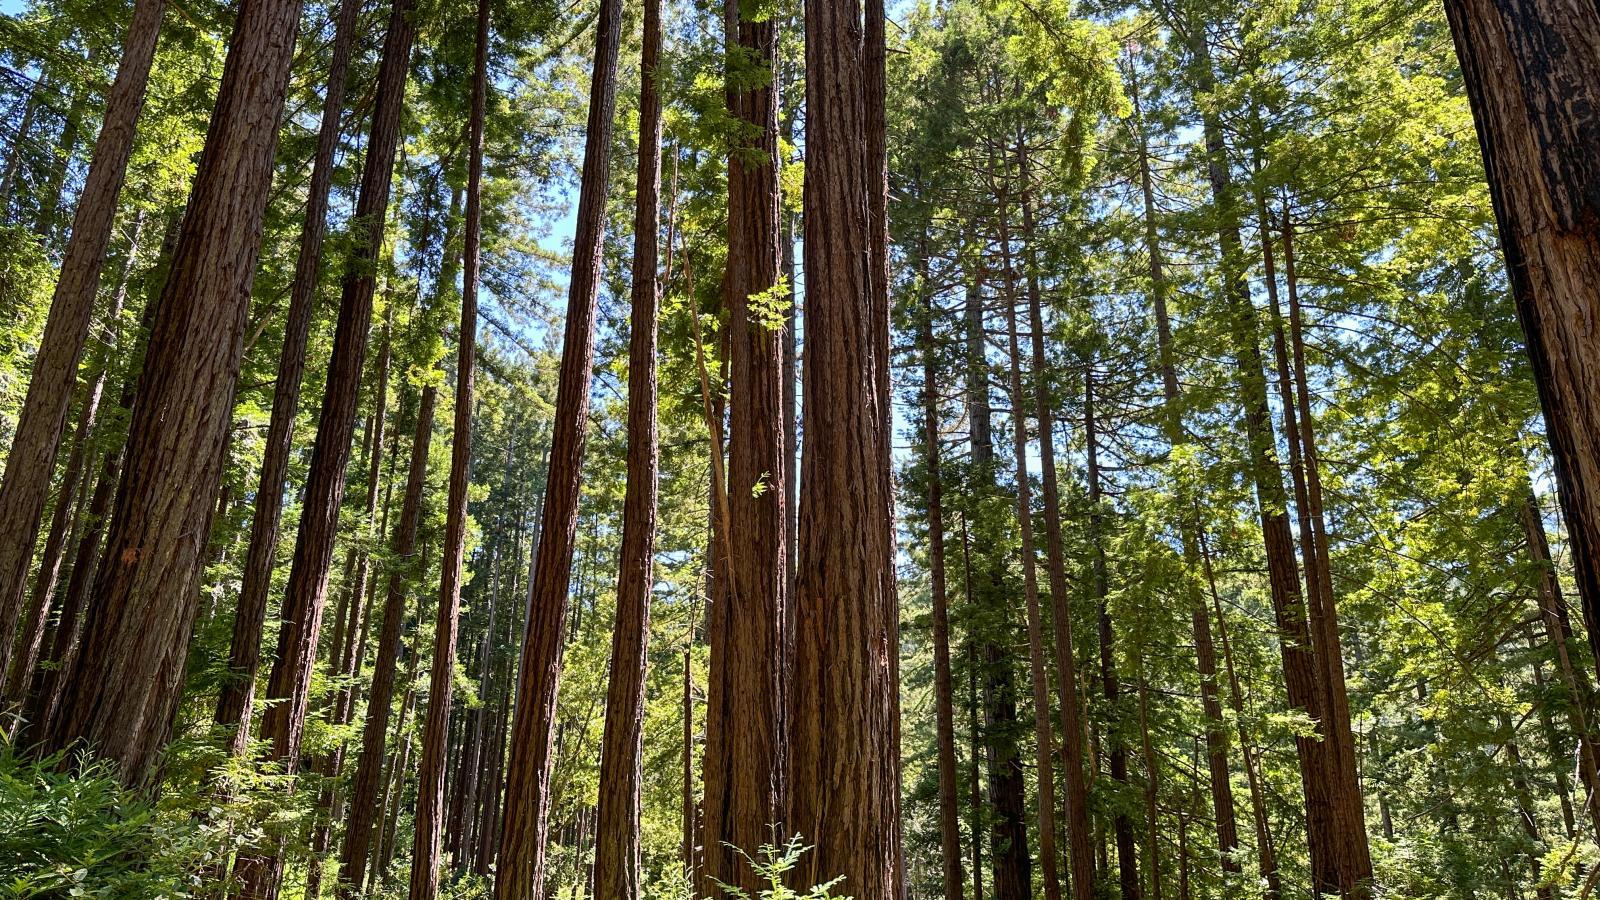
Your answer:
493;0;622;890
214;0;362;752
0;0;165;684
593;0;661;892
703;0;789;888
1442;0;1600;680
44;0;306;786
410;0;489;891
787;0;905;889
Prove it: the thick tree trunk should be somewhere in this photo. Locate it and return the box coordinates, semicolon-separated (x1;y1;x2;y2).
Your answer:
593;0;661;892
493;0;621;889
44;0;306;785
787;0;904;889
703;0;789;886
1442;0;1600;678
214;0;362;751
917;235;965;900
0;0;165;683
336;385;436;897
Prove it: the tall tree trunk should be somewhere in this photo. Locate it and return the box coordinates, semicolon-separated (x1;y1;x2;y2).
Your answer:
593;0;661;892
1015;138;1096;900
30;85;87;240
336;385;436;897
214;0;362;751
704;0;789;885
787;0;904;888
410;0;489;893
997;181;1064;900
963;237;1030;900
1173;23;1340;891
1442;0;1600;676
44;0;306;785
0;0;165;683
1277;207;1373;892
493;0;621;889
917;231;965;900
1085;359;1142;900
1125;53;1241;878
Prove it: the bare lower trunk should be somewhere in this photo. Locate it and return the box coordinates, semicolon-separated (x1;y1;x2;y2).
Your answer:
593;0;661;892
1442;0;1600;681
494;0;621;890
45;0;306;786
787;0;904;888
214;0;362;750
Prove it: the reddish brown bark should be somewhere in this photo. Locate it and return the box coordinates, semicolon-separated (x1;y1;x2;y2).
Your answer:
43;0;306;785
787;0;904;889
214;0;362;751
410;1;489;891
5;217;141;705
337;384;436;897
1442;0;1600;680
493;0;621;889
0;0;165;683
593;0;661;892
703;0;789;887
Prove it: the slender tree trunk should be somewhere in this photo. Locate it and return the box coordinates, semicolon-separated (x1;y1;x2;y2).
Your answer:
1137;675;1163;900
917;229;965;900
0;0;165;683
1175;26;1339;890
1085;360;1142;900
44;0;306;785
336;385;436;897
593;0;661;892
410;0;489;892
494;0;621;889
1014;139;1096;900
30;85;87;240
997;183;1064;900
787;0;904;888
1442;0;1600;676
0;80;40;213
1502;711;1556;900
1522;495;1600;836
704;0;789;885
1125;54;1242;878
1278;207;1373;892
1198;529;1282;899
214;0;362;751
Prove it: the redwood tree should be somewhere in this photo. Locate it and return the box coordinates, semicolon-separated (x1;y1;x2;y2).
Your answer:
493;0;623;889
43;0;307;785
593;0;662;889
787;0;905;892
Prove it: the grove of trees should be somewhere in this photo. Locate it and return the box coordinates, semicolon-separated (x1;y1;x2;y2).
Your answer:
0;0;1598;894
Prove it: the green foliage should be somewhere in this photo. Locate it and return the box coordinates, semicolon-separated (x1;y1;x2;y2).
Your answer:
712;836;850;900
